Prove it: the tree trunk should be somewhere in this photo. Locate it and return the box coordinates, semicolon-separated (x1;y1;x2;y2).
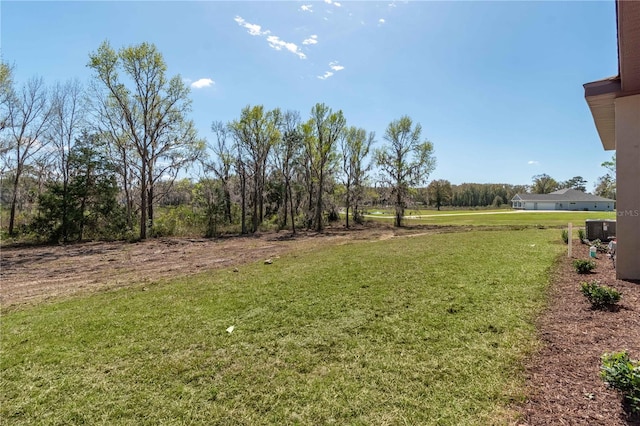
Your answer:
307;185;314;222
147;185;154;234
240;171;247;234
147;163;154;233
8;166;22;236
252;177;259;233
224;185;232;224
140;159;147;240
315;168;324;232
120;148;134;231
78;165;92;242
282;180;289;228
259;169;265;224
123;176;133;231
62;180;69;243
289;184;296;235
306;166;314;224
395;189;403;227
345;183;350;229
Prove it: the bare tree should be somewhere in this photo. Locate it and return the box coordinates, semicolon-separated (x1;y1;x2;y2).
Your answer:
5;77;52;235
375;116;435;227
208;121;234;223
48;79;86;241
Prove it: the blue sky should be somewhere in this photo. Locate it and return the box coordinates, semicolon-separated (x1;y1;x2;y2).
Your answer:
2;1;618;189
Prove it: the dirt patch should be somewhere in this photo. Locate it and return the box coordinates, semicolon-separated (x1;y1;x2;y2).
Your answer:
518;240;640;425
1;224;416;309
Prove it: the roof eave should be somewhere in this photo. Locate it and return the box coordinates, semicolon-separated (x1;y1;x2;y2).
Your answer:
584;77;620;151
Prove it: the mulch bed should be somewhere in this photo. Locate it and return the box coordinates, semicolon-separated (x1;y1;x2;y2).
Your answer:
518;239;640;425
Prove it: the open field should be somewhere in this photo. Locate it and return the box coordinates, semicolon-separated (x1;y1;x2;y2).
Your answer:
1;227;562;425
366;210;617;227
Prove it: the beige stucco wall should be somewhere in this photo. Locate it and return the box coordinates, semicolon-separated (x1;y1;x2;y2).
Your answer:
614;94;640;280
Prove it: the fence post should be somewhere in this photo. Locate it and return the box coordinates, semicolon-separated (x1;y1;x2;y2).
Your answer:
568;222;572;258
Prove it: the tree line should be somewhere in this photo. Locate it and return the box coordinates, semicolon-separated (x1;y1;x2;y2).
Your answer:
421;168;616;211
528;171;615;199
2;41;616;243
0;41;436;242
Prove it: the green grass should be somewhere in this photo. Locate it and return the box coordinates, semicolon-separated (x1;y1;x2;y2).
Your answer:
1;229;562;425
366;208;510;216
368;210;616;228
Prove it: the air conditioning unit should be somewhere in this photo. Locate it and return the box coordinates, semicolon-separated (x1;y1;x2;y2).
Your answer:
585;219;616;241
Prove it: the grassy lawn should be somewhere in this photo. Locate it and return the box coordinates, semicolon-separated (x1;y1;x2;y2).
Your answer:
365;208;510;216
2;229;563;425
368;210;616;228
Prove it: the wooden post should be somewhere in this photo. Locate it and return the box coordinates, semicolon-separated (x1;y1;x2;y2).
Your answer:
568;222;572;258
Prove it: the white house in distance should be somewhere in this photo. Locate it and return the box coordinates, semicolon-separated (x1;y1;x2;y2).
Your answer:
511;188;615;211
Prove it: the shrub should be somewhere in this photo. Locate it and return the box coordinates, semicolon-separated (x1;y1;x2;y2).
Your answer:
561;229;569;244
573;259;596;274
327;208;340;222
578;228;585;241
580;281;621;309
601;351;640;413
591;238;608;253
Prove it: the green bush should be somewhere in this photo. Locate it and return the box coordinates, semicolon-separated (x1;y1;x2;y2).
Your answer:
601;351;640;413
152;205;203;237
580;281;621;309
561;229;569;244
578;228;585;241
573;259;596;274
327;208;340;222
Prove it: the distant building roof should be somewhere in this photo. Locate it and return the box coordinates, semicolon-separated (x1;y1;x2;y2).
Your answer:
512;188;615;202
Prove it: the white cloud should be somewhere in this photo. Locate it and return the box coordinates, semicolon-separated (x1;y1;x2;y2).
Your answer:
234;16;306;60
234;16;269;36
324;0;341;7
191;78;215;89
389;2;397;7
329;61;344;71
266;35;306;59
528;160;539;165
300;4;313;12
317;71;334;80
379;18;386;24
318;61;345;80
303;35;318;45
